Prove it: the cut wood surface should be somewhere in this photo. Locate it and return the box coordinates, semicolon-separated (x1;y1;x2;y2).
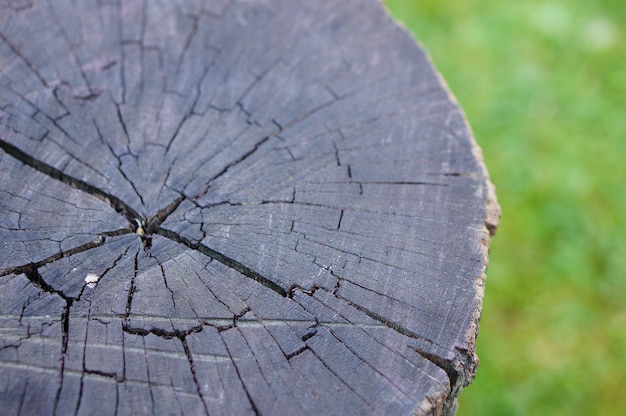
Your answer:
0;0;500;415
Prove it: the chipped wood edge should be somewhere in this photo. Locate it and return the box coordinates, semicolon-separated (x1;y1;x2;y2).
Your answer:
425;53;501;416
381;3;501;415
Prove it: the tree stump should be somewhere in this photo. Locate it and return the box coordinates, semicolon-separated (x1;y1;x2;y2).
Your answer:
0;1;499;414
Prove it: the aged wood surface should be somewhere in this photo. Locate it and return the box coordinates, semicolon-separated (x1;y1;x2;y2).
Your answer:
0;0;499;414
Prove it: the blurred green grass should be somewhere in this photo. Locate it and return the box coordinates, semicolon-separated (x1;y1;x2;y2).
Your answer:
384;1;626;414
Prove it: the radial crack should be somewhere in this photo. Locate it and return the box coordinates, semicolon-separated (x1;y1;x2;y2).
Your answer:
409;345;458;393
0;29;49;88
157;228;287;297
0;229;131;277
207;135;271;184
133;196;186;254
0;138;141;222
181;336;209;416
21;264;73;415
292;286;450;353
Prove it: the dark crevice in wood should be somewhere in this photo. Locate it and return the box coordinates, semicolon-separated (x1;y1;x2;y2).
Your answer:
337;209;344;230
142;338;157;414
73;248;130;305
285;345;309;360
410;344;478;416
197;194;297;210
236;101;252;120
114;102;131;149
271;119;283;131
0;28;49;87
220;333;261;416
300;327;317;342
157;227;287;297
75;301;92;415
216;307;252;333
123;252;139;324
0;229;131;277
1;132;187;258
164;84;203;152
333;141;341;167
291;284;458;395
53;299;71;416
332;277;341;295
22;263;70;301
335;292;444;348
23;263;73;415
100;59;117;71
129;196;186;255
291;286;450;353
120;315;128;384
21;261;73;401
117;161;146;207
236;56;284;114
84;369;118;380
146;196;185;233
409;346;458;394
74;91;102;102
208;135;271;184
287;284;321;298
122;322;203;340
157;261;177;308
181;336;210;416
0;138;142;222
18;260;132;411
335;274;422;311
114;381;120;416
49;86;73;124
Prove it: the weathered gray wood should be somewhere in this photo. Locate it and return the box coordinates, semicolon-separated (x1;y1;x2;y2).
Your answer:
0;0;500;415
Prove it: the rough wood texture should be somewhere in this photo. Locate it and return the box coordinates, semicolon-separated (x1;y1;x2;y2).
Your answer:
0;1;500;414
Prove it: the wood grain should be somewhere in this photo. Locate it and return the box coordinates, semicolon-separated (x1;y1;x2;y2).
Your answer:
0;0;499;414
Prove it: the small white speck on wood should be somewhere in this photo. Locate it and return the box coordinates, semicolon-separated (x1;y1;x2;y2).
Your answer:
85;273;100;288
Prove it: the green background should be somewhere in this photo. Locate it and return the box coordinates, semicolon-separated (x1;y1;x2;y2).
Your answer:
384;1;626;414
